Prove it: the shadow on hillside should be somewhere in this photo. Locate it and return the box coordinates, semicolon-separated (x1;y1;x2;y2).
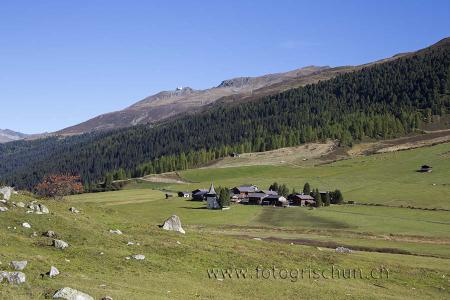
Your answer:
180;206;208;210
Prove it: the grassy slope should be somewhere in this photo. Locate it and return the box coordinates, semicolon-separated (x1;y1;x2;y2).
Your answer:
177;142;450;209
1;143;449;299
1;191;449;299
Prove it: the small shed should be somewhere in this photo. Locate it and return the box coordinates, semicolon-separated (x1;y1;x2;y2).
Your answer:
419;165;433;173
178;191;190;198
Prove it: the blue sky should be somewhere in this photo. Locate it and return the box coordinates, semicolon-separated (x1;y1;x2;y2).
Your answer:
1;0;449;133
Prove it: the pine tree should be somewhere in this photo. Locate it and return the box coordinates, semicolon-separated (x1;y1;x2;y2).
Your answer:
303;182;311;195
314;189;322;207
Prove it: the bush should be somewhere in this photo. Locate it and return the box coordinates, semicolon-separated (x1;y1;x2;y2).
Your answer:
35;175;84;199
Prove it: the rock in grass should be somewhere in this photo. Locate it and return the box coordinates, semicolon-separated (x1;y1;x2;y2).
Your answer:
0;206;8;212
22;222;31;228
0;271;26;284
53;239;69;250
43;230;58;238
335;246;353;253
53;287;93;300
102;297;113;300
48;266;60;278
109;229;122;235
69;207;80;214
16;202;25;208
161;215;185;234
37;204;50;214
10;261;27;271
0;186;13;201
131;254;145;260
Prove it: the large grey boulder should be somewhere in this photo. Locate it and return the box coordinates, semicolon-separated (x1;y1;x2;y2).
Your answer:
0;186;13;201
16;202;25;208
161;215;185;234
0;271;26;285
37;203;50;214
10;261;28;271
22;222;31;228
53;239;69;249
0;206;8;212
53;287;94;300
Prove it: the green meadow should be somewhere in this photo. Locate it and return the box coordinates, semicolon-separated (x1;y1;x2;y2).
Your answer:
1;142;449;299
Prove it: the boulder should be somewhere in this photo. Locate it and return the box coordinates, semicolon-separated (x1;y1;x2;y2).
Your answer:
10;261;28;271
335;246;353;253
102;297;113;300
53;239;69;250
0;186;13;201
0;271;26;285
69;207;80;214
161;215;185;234
22;222;31;228
48;266;60;278
0;206;8;212
37;204;50;214
109;229;122;235
53;287;94;300
16;202;25;208
131;254;145;260
43;230;58;238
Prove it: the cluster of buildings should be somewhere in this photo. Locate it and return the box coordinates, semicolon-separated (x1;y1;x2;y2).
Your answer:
179;184;317;209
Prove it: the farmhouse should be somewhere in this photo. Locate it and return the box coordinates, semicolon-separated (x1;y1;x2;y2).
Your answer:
247;193;268;205
206;183;220;209
263;195;288;207
191;189;208;201
232;185;259;196
288;194;316;206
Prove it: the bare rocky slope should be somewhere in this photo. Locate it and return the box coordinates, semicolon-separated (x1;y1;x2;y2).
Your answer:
0;129;28;143
58;66;332;134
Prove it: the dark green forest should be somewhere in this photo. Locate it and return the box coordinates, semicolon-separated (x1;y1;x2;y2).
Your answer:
1;40;449;190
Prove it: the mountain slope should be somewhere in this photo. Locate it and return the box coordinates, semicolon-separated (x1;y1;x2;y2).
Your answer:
1;37;449;190
58;66;330;134
0;129;28;143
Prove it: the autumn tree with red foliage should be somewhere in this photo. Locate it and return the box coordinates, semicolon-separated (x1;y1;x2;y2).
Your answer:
35;175;84;199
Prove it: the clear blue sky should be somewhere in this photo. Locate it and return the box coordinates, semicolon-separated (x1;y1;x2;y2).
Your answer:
1;0;449;134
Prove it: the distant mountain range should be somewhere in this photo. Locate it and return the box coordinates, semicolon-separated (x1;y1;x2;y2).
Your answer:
0;129;28;143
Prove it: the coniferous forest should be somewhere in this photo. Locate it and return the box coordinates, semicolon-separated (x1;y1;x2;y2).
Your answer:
1;40;449;190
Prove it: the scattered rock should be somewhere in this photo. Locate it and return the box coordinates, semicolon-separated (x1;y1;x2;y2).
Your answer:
0;186;13;201
125;256;131;260
37;204;50;214
335;247;353;253
16;202;25;208
131;254;145;260
10;261;28;271
43;230;58;238
161;215;185;234
176;241;181;245
253;237;262;241
0;271;26;285
47;266;60;278
109;229;122;235
102;297;113;300
53;287;94;300
22;222;31;228
53;239;69;250
127;241;135;246
0;206;8;212
69;207;80;214
99;252;104;255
